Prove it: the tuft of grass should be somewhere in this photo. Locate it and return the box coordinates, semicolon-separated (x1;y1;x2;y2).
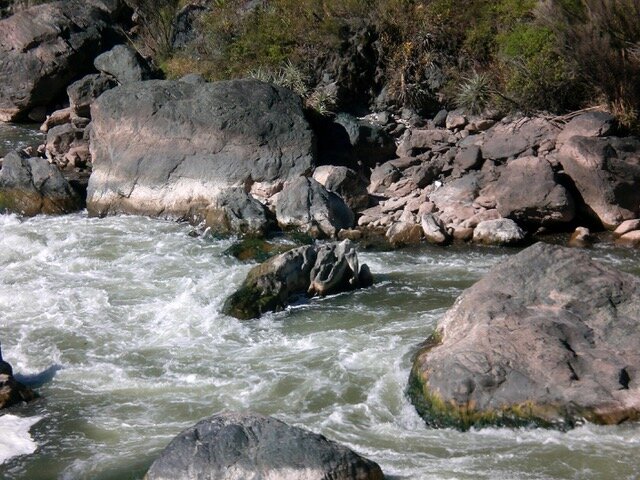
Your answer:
455;72;493;114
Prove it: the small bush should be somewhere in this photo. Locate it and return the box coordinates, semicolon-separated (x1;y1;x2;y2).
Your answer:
456;72;493;114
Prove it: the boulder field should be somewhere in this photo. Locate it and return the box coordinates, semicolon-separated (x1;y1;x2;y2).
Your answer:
408;243;640;430
144;412;384;480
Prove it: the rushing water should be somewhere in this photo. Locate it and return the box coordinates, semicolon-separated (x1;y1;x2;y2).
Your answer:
0;212;639;480
0;123;44;157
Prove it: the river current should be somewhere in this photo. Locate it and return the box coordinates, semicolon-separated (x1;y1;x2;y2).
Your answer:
1;124;640;479
0;213;639;480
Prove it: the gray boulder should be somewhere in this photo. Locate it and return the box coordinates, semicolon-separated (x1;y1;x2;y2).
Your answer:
223;240;371;319
472;218;525;245
204;188;273;237
421;213;450;245
558;136;640;229
87;79;315;223
557;111;616;145
0;151;83;215
276;177;354;239
67;74;117;118
483;156;575;227
0;0;117;122
313;165;369;211
144;412;384;480
409;243;640;430
481;118;559;161
93;44;156;84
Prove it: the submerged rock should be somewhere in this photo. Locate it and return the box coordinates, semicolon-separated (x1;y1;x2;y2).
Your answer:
409;243;640;430
87;79;315;225
144;412;384;480
0;151;83;215
223;240;371;319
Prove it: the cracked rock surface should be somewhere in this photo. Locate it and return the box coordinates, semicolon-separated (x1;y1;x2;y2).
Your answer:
409;242;640;430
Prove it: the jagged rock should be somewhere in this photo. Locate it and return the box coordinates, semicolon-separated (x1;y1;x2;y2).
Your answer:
558;136;640;229
144;412;384;480
67;74;117;118
0;151;83;215
396;129;453;157
223;240;371;319
313;165;369;211
452;146;482;176
409;243;640;430
204;188;273;237
0;345;37;410
386;221;422;247
557;111;616;145
40;108;72;133
421;213;450;245
483;156;575;227
276;177;354;238
0;0;118;122
93;44;156;84
171;1;210;50
45;124;85;163
472;218;525;245
368;162;402;195
481;118;559;161
87;79;315;223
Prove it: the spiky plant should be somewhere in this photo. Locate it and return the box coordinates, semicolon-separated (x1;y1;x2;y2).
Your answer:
455;72;493;114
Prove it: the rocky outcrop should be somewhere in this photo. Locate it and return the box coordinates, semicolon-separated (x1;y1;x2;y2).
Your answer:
87;79;316;225
144;412;384;480
409;243;640;430
558;136;640;229
0;0;120;122
93;44;157;84
0;345;37;410
276;177;354;239
223;240;372;319
0;151;84;215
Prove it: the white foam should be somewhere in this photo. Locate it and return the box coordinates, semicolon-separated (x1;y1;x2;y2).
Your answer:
0;415;42;464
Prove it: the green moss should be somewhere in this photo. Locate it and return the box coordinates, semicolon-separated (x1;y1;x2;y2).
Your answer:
224;238;293;263
221;284;283;320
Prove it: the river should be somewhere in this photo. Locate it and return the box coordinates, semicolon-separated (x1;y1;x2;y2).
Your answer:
1;126;640;479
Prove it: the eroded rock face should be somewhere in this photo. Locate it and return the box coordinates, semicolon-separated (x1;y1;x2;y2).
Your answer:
87;79;315;222
223;240;371;319
144;412;384;480
0;0;117;122
276;177;354;239
558;136;640;229
0;151;83;215
409;243;640;430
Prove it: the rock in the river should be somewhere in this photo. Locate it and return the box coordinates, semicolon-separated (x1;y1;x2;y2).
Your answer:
0;345;37;410
204;188;273;237
87;79;315;224
0;151;83;215
144;412;384;480
223;240;371;319
276;177;354;239
409;243;640;430
0;0;118;122
421;213;450;245
558;136;640;229
472;218;526;246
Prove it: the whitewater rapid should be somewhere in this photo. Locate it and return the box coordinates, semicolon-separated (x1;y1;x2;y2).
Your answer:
1;212;639;480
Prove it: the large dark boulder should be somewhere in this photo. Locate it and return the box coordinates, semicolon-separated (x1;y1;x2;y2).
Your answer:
0;0;119;122
93;44;157;84
223;240;372;320
0;151;83;215
409;243;640;430
67;74;117;119
558;136;640;229
87;79;316;225
0;344;37;410
144;412;384;480
276;177;354;239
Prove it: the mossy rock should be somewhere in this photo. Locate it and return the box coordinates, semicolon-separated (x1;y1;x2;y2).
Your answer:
221;285;283;320
224;238;293;263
